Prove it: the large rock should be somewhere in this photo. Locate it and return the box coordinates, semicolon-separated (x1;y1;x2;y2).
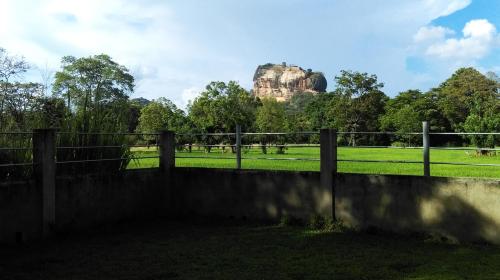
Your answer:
253;63;327;102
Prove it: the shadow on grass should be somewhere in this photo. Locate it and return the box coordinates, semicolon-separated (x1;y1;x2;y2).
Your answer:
1;220;500;280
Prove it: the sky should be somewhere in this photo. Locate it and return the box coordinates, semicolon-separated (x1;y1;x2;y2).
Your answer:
0;0;499;109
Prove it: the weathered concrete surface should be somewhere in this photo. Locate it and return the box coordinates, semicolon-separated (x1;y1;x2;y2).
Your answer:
172;168;326;220
0;180;41;243
2;166;500;244
335;174;500;243
0;169;167;244
56;169;166;231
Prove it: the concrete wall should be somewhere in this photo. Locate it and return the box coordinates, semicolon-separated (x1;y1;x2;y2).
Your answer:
2;166;500;244
336;174;500;243
0;169;167;244
172;168;500;243
171;168;329;220
56;169;167;232
0;180;41;243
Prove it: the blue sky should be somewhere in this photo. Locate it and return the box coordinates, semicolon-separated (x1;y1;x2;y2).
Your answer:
0;0;498;109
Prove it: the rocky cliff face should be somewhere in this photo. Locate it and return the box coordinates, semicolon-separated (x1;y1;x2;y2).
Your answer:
253;63;327;102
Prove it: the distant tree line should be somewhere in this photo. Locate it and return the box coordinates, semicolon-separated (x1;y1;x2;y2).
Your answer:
1;48;499;152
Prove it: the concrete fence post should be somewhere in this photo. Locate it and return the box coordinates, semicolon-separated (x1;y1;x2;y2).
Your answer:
33;129;56;237
320;128;337;219
159;130;175;215
236;125;242;169
159;130;175;173
422;121;430;177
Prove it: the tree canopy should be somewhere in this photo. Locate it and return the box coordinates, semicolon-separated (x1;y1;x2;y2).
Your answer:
188;81;259;133
52;54;134;132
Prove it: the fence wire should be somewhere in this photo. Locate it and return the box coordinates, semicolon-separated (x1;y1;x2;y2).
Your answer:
1;129;498;178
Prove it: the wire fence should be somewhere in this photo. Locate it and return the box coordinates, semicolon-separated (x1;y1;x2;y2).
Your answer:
171;123;499;176
54;132;161;175
1;123;499;179
0;132;33;180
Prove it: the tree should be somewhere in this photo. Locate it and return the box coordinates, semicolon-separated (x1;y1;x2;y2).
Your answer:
0;48;30;130
303;93;334;130
52;54;135;173
189;81;258;133
380;91;422;146
381;90;439;146
1;82;44;130
462;112;499;151
461;95;500;150
188;81;258;152
326;70;388;146
52;54;134;132
433;68;499;148
136;98;187;134
284;92;316;139
436;67;498;130
256;98;288;153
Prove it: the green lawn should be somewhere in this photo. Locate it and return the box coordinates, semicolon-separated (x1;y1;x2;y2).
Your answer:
128;146;500;178
2;220;500;279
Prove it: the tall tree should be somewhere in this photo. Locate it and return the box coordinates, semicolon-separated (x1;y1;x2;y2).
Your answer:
256;98;288;153
380;89;450;146
52;54;135;173
136;98;187;134
436;67;498;130
326;70;388;145
188;81;258;133
52;54;134;132
380;90;424;146
284;92;316;134
0;48;30;130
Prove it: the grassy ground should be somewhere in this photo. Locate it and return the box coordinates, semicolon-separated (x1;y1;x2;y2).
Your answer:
2;220;500;280
128;146;500;178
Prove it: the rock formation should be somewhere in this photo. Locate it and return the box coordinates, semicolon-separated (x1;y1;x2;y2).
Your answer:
253;63;327;102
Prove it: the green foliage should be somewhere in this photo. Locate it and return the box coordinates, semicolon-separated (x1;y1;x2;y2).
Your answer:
380;90;426;146
308;215;348;232
52;54;135;174
188;81;258;133
136;98;187;134
256;98;288;131
326;70;388;146
436;67;498;130
187;81;258;152
308;214;326;230
256;98;289;153
432;68;499;148
52;54;134;133
462;113;499;149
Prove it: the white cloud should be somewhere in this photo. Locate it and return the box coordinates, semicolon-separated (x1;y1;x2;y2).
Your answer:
422;0;472;19
424;19;497;60
413;26;455;43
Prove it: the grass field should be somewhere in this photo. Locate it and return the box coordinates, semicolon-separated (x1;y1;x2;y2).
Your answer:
2;220;500;279
128;146;500;178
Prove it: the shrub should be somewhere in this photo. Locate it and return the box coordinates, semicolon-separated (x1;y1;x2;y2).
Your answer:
308;214;326;230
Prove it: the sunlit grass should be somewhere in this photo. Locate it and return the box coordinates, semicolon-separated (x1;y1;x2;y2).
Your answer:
127;146;500;178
